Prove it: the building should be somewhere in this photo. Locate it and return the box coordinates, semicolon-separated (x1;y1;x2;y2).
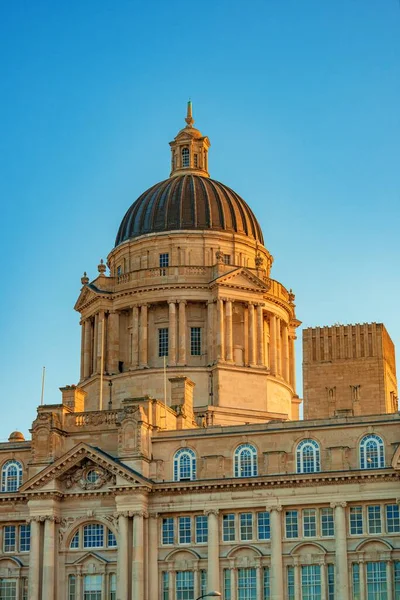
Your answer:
0;104;399;600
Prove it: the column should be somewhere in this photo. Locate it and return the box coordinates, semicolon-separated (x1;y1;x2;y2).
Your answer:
132;511;145;599
386;560;393;600
116;513;129;600
28;518;41;600
131;305;139;368
359;559;366;600
83;319;92;379
276;317;281;376
248;302;256;366
216;299;225;361
194;565;200;598
225;299;233;362
207;301;214;364
282;321;290;381
178;301;187;365
42;517;56;598
256;304;264;366
148;513;159;600
294;558;301;600
205;510;220;593
256;564;263;600
331;502;349;600
230;563;236;599
92;313;98;374
269;315;277;375
80;321;85;380
100;569;106;600
268;505;283;600
169;567;175;600
139;305;148;367
320;559;327;600
168;301;177;366
76;569;83;600
107;311;119;374
289;335;296;388
96;311;105;374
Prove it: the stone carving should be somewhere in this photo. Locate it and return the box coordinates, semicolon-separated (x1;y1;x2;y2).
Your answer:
255;254;264;268
63;461;115;490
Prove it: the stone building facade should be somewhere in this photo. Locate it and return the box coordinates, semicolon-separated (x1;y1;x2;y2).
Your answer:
0;104;399;600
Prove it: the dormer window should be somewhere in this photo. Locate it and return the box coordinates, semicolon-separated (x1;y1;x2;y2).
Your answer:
182;147;190;167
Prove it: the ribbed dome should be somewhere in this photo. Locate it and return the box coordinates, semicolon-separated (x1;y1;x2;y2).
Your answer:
115;175;264;246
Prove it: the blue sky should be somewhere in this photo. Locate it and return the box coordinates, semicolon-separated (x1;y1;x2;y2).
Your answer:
0;1;399;440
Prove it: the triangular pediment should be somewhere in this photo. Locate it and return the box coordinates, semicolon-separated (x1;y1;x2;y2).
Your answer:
73;552;109;565
74;283;112;312
20;443;152;494
211;268;271;292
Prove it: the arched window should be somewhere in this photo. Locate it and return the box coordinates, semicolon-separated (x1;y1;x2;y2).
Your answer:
234;443;258;477
1;460;23;492
181;147;190;167
69;522;117;550
359;434;385;469
173;448;196;481
296;439;321;474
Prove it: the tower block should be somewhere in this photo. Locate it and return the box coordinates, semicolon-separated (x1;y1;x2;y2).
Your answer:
303;323;398;419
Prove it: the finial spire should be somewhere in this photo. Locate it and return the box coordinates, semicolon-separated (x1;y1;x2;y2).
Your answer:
185;99;194;127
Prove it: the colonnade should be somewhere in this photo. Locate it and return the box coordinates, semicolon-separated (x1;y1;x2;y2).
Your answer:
80;299;296;385
28;515;58;600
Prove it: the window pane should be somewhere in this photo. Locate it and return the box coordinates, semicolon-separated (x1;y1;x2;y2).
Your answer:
200;570;207;595
0;580;17;600
353;564;360;600
366;562;387;600
350;507;363;535
162;572;169;600
223;514;235;541
238;568;256;600
264;567;270;600
162;517;174;545
83;524;104;548
69;575;76;600
386;504;400;533
303;509;317;538
83;574;102;600
224;569;232;600
70;530;80;549
321;508;335;537
195;515;208;543
301;565;321;600
178;517;191;544
360;435;384;469
19;524;31;551
257;512;270;540
240;513;253;541
287;567;295;600
107;529;117;547
235;444;257;478
327;565;335;600
394;561;400;600
4;526;16;552
176;571;194;600
159;328;169;357
109;574;116;600
285;511;298;538
190;327;201;356
367;505;382;534
159;253;169;268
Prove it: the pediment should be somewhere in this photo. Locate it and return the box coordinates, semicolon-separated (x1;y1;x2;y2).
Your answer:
74;283;112;312
20;443;152;494
73;552;109;565
211;268;271;292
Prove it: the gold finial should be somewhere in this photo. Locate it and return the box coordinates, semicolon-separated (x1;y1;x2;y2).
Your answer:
185;99;194;127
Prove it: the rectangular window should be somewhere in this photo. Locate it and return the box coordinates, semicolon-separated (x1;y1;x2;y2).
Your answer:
321;508;335;537
287;567;295;600
224;569;232;600
68;575;76;600
158;328;169;357
240;513;253;541
4;526;16;552
257;512;270;540
303;509;317;538
301;565;321;600
0;580;17;600
285;510;298;539
162;518;174;545
352;564;360;600
264;567;270;600
200;570;207;595
367;505;382;534
109;574;116;600
176;571;194;600
83;524;104;548
194;154;198;168
386;504;400;533
350;506;363;535
366;562;387;600
394;561;400;600
83;574;102;600
162;572;169;600
19;524;31;552
107;529;117;547
222;514;236;542
159;253;169;268
195;515;208;543
238;568;256;600
190;327;201;356
327;565;335;600
178;517;191;544
223;254;231;265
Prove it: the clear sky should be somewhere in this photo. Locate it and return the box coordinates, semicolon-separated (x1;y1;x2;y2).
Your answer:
0;1;399;440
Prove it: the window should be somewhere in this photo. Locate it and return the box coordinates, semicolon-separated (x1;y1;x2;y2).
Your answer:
287;567;295;600
394;562;400;600
70;531;80;549
162;572;169;600
367;505;382;534
162;518;174;545
224;569;232;600
234;443;258;478
257;512;270;540
195;515;208;543
238;568;256;600
320;508;334;537
303;509;317;537
240;513;253;541
190;327;201;356
223;254;231;265
178;517;191;544
263;567;270;600
296;439;321;474
19;524;31;551
159;328;169;357
359;434;385;469
181;148;190;167
69;524;116;550
83;574;102;600
350;506;363;535
200;570;207;596
386;504;400;533
68;575;76;600
352;564;360;600
1;460;23;492
223;514;235;541
1;524;30;553
21;578;28;600
301;565;321;599
173;448;196;482
4;526;16;552
366;562;387;600
116;265;122;276
108;529;117;547
176;571;194;600
159;253;169;268
327;565;335;600
285;511;298;539
109;574;116;600
0;580;17;600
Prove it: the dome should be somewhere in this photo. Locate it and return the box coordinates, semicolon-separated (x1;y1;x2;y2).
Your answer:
115;174;264;247
8;431;25;442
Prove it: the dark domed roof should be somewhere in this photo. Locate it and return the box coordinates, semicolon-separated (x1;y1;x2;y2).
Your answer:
115;175;264;246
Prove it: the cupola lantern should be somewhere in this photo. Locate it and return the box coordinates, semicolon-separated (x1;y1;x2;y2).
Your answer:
169;101;211;178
